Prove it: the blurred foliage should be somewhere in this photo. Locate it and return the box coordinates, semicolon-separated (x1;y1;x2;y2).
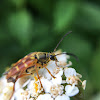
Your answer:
0;0;100;100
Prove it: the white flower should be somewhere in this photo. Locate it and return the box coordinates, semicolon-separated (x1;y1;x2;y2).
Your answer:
0;76;8;94
27;77;43;98
15;77;30;91
64;68;85;86
29;98;34;100
82;80;87;90
64;68;78;85
64;68;76;77
50;84;64;98
66;76;78;85
53;67;63;76
56;53;67;66
66;61;72;67
41;77;53;93
1;82;14;100
51;75;62;85
37;94;53;100
55;94;70;100
76;73;82;78
12;89;29;100
65;84;79;97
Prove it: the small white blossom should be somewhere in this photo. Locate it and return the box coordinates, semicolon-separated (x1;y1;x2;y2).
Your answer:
12;89;29;100
82;80;87;90
64;68;79;85
29;98;34;100
64;68;77;77
55;94;70;100
51;75;62;85
76;73;82;78
41;77;52;93
65;84;79;97
37;94;53;100
53;67;63;76
15;76;30;91
50;84;64;98
66;76;78;85
27;77;43;98
56;54;67;66
64;68;85;86
0;76;8;93
66;61;72;67
1;82;14;100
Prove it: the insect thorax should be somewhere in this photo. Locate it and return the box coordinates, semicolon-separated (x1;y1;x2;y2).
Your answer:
36;52;50;65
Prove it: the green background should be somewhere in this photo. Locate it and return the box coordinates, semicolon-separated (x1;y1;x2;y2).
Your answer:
0;0;100;100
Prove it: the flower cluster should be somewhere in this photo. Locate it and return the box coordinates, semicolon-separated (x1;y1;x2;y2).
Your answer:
0;50;86;100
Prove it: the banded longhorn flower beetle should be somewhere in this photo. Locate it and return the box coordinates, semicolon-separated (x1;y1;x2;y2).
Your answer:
4;31;78;99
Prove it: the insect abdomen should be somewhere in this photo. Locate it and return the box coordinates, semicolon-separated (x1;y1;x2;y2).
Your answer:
6;53;37;80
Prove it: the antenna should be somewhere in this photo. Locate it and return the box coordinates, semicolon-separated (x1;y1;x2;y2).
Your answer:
53;31;72;52
55;52;79;62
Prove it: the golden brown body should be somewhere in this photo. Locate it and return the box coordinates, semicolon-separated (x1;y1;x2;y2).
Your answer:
5;52;57;83
5;52;58;99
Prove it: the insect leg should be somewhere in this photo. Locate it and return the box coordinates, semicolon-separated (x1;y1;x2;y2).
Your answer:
9;76;19;100
43;65;56;78
9;82;15;100
18;73;31;78
55;61;59;67
9;71;27;100
35;64;43;89
9;73;20;100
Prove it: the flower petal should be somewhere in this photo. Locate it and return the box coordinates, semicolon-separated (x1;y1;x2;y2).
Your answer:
65;84;79;97
50;85;64;98
64;68;76;77
37;94;53;100
41;77;53;93
51;75;62;85
82;80;87;90
55;94;70;100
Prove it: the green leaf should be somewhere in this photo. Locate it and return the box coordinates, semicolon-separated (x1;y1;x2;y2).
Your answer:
78;3;100;33
91;43;100;90
91;93;100;100
28;0;52;18
53;1;77;32
10;0;26;8
32;19;50;37
7;10;33;46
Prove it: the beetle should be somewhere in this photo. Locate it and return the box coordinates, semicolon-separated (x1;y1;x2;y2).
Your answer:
4;31;78;99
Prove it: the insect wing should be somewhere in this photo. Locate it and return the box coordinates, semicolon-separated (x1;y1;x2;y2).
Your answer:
5;53;37;80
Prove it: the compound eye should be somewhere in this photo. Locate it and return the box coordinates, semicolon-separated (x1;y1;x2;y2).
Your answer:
50;55;55;60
